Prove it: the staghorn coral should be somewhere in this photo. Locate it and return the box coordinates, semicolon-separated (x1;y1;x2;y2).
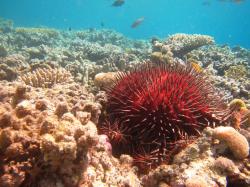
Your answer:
213;126;249;159
18;67;73;88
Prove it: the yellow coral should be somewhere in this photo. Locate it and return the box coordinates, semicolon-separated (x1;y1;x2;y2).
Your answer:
15;27;59;37
229;99;247;110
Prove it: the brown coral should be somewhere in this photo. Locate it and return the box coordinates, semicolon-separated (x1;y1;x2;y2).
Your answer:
213;126;249;159
0;54;29;81
0;80;140;186
18;67;73;88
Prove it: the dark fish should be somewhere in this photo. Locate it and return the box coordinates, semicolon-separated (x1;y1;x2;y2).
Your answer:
101;21;105;27
232;0;244;3
131;17;144;28
202;1;211;6
112;0;125;7
68;27;72;31
217;0;244;3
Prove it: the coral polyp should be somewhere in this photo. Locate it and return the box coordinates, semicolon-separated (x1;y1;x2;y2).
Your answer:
104;63;230;170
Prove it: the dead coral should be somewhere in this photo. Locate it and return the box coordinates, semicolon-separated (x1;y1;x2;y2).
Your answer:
213;156;239;175
185;176;209;187
18;67;73;88
0;81;98;186
0;54;29;81
0;81;140;187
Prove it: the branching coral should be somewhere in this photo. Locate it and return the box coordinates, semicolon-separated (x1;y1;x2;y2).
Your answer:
18;67;73;88
224;64;249;80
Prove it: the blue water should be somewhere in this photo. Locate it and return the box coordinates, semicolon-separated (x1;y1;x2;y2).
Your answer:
0;0;249;48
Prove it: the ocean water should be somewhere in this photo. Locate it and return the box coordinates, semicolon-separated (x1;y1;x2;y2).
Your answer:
0;0;249;48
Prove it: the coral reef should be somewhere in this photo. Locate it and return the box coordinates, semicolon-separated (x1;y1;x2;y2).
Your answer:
0;81;140;187
0;20;250;187
0;54;29;81
0;45;8;57
141;127;250;187
18;67;73;88
164;33;214;57
150;34;214;65
224;64;249;80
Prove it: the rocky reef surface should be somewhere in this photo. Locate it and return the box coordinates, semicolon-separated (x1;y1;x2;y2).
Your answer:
0;18;250;187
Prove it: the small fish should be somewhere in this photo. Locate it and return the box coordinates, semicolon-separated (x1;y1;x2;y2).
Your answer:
131;17;144;28
202;1;211;6
100;21;105;27
112;0;125;7
68;27;72;31
232;0;244;3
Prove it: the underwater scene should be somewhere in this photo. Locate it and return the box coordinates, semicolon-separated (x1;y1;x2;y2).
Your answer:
0;0;250;187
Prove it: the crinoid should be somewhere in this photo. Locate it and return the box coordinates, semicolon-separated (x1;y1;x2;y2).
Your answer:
103;62;231;171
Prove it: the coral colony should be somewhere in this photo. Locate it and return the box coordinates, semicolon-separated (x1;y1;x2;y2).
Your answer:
0;18;250;186
103;63;231;170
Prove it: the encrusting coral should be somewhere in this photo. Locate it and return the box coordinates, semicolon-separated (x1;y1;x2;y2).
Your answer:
18;67;73;88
